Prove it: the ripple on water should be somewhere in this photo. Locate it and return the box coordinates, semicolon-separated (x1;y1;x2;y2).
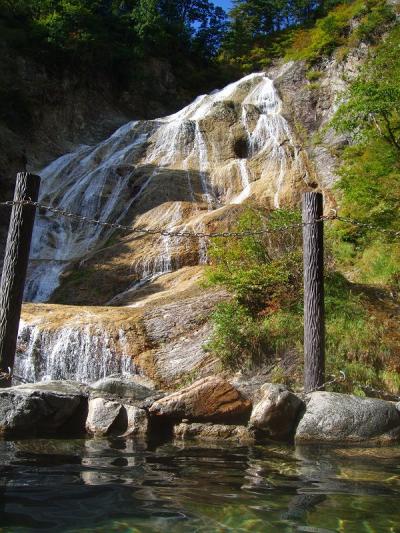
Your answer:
0;439;399;532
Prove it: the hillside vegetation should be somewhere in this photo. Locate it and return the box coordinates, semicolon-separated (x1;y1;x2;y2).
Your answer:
206;0;400;397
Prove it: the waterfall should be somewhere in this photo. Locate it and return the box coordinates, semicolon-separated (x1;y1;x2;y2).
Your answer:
15;320;136;384
15;70;309;384
25;71;305;303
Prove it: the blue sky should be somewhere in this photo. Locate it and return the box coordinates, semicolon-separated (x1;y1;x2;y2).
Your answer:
214;0;233;12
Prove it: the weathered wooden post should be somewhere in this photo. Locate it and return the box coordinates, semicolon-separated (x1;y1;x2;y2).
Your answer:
0;172;41;387
302;191;325;393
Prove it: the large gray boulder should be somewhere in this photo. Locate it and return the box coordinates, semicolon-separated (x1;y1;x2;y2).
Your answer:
295;392;400;444
0;381;87;437
122;405;149;439
249;383;304;440
90;374;157;400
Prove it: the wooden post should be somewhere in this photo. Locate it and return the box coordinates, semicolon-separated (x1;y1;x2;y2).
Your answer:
0;173;41;387
302;191;325;393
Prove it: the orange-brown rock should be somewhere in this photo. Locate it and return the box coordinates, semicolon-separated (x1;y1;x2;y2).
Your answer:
149;376;252;424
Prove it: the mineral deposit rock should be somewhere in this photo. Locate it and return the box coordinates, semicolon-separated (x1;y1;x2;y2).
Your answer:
149;376;251;423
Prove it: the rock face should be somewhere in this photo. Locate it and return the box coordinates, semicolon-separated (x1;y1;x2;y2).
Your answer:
295;392;400;444
24;70;311;309
173;422;255;444
149;376;252;424
0;381;87;437
249;383;304;440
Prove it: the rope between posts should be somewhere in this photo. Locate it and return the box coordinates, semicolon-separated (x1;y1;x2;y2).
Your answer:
1;199;399;239
0;199;335;238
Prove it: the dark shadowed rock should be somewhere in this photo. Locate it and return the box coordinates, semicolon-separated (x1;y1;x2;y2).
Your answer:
295;392;400;444
173;422;255;444
249;383;304;440
149;376;252;423
0;381;87;437
122;406;149;439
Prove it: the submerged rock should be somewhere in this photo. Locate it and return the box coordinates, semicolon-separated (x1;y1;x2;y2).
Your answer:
173;422;255;444
0;381;87;437
295;392;400;444
249;383;304;440
149;376;252;424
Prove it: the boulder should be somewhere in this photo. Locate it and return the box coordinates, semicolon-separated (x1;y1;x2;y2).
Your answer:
86;398;149;438
0;381;87;437
122;406;149;439
295;392;400;444
173;422;255;444
86;398;124;436
149;376;251;423
249;383;304;440
90;374;157;400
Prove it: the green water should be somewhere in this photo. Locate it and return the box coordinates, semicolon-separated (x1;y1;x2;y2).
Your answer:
0;438;399;532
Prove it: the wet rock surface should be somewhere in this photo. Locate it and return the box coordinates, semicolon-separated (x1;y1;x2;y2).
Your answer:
149;376;252;424
0;381;87;437
173;421;255;444
1;380;400;446
295;392;400;444
249;383;304;441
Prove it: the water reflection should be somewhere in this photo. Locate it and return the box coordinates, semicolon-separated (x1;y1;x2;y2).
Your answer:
0;438;399;532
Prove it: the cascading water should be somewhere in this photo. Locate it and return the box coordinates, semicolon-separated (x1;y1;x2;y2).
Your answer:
18;70;308;383
26;71;303;303
15;320;136;384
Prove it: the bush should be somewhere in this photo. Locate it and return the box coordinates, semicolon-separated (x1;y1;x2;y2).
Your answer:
205;208;303;369
205;210;398;395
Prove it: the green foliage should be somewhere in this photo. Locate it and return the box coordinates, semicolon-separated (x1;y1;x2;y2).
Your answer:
332;25;400;151
0;0;228;86
285;0;367;62
331;24;400;290
207;209;302;313
219;0;394;72
306;69;323;81
206;301;270;369
205;208;303;369
355;0;395;41
206;209;398;395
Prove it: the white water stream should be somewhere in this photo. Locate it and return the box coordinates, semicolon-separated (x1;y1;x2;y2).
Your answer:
17;70;305;383
15;320;135;384
26;71;301;303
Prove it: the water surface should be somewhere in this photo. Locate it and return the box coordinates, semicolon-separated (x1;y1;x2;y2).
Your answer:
0;438;399;532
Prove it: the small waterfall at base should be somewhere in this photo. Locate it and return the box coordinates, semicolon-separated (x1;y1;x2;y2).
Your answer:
15;320;136;384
